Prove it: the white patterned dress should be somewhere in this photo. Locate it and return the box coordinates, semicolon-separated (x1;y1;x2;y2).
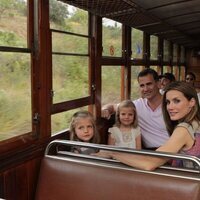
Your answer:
108;126;141;148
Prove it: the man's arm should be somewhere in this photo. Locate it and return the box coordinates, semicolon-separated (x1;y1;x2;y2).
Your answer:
101;103;118;119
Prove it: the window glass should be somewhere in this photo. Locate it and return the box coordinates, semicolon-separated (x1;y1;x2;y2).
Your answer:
52;55;89;103
50;1;90;103
173;44;178;62
102;66;121;105
131;66;143;99
150;66;159;72
173;66;179;80
50;1;88;35
163;66;171;74
163;40;170;62
52;32;88;54
102;18;122;57
180;46;185;63
0;1;31;142
51;106;88;134
0;52;31;141
156;66;161;75
180;66;186;81
150;35;158;60
131;28;143;59
0;0;27;48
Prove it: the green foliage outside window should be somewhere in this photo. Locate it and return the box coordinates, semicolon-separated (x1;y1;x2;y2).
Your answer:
49;0;69;25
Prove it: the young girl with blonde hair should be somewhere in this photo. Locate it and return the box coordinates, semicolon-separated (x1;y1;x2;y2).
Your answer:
108;100;141;149
69;110;100;154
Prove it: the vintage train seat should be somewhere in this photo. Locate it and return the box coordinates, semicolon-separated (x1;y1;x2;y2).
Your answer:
35;140;200;200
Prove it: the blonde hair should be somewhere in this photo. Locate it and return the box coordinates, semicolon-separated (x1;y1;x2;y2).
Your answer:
69;110;100;143
115;100;138;128
162;81;200;135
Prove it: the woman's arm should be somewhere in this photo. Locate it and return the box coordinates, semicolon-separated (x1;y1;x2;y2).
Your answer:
135;134;142;150
111;126;193;170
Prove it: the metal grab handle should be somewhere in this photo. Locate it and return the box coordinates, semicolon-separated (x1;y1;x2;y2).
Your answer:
45;139;200;171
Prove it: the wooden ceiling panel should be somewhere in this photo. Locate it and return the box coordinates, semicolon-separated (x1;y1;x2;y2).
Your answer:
114;13;159;28
166;13;200;25
137;24;172;35
147;1;200;19
176;20;200;27
131;0;186;10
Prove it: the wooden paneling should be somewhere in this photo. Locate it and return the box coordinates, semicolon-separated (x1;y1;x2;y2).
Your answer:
0;157;42;200
0;132;68;200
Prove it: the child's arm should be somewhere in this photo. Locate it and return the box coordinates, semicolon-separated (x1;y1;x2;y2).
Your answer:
135;134;142;149
108;133;116;145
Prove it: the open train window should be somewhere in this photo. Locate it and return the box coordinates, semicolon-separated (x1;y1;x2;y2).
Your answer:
150;35;158;60
102;66;121;105
173;66;179;80
180;66;186;81
131;28;143;59
150;66;159;72
0;0;34;144
173;44;178;63
50;2;90;103
163;40;170;62
163;66;172;74
131;66;143;100
52;54;89;103
102;18;122;57
49;1;93;134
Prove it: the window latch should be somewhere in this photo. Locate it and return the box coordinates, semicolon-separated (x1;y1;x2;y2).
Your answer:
33;113;40;124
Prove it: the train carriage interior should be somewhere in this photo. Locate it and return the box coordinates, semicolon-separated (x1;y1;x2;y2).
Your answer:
61;0;200;50
0;0;200;199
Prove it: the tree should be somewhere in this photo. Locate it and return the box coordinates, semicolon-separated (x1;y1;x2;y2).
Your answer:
49;0;69;25
0;0;16;19
70;9;88;25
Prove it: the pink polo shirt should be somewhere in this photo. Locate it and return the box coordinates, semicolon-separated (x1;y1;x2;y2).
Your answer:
133;98;169;148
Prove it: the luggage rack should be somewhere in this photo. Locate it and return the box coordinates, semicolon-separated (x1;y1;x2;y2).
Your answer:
45;139;200;174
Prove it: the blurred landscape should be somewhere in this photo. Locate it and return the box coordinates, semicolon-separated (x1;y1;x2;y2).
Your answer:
0;0;145;138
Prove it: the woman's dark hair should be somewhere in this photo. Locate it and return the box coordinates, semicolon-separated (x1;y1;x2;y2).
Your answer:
162;81;200;135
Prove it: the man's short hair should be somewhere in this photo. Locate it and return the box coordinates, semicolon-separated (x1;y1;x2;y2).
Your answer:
162;73;176;82
138;68;159;81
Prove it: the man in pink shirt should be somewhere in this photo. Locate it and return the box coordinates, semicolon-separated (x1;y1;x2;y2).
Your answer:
102;68;169;149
